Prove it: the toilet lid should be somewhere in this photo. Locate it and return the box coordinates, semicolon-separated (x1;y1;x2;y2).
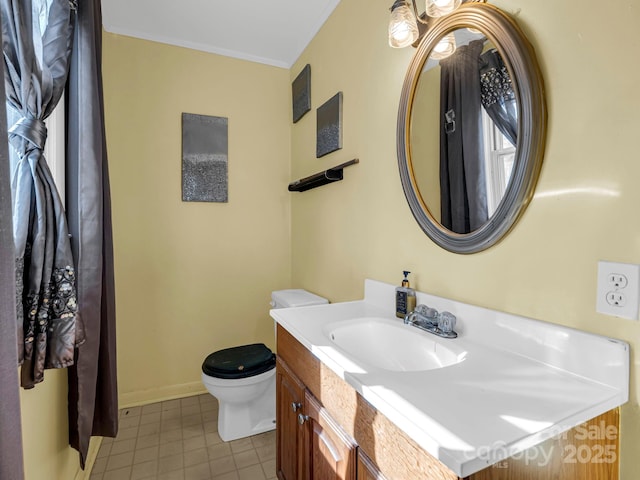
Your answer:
202;343;275;379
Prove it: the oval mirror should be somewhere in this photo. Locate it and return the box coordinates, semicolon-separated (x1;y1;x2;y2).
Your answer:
397;3;546;253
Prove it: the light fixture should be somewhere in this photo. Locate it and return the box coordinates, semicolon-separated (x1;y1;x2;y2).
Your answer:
388;0;420;48
430;32;457;59
426;0;462;18
388;0;475;50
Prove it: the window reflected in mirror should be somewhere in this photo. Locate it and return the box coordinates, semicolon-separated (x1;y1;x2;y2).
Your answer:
483;109;515;216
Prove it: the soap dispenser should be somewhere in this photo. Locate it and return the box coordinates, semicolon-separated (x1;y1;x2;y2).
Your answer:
395;271;416;318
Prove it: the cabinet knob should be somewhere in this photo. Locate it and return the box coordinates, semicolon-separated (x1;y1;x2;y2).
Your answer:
291;402;302;412
298;413;309;425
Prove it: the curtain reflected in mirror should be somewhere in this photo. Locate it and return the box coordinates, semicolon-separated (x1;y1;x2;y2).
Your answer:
440;38;487;233
410;29;518;234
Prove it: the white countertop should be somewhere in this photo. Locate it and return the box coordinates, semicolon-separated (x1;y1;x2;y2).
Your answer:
270;279;629;477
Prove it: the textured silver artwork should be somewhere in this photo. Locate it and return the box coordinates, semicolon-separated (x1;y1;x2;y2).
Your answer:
316;92;343;158
182;113;228;203
292;64;311;123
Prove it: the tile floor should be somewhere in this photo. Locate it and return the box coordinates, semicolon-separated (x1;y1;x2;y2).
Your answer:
89;394;277;480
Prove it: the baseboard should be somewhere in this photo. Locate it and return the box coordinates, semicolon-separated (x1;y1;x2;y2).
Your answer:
119;381;207;408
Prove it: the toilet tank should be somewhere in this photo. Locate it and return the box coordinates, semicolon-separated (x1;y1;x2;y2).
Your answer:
270;289;329;309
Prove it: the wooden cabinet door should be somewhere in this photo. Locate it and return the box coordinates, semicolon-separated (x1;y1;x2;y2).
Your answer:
276;357;306;480
303;390;357;480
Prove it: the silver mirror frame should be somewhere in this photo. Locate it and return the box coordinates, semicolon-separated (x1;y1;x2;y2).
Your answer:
397;3;547;254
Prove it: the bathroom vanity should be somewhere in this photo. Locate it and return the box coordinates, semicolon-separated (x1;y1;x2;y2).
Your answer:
271;280;628;480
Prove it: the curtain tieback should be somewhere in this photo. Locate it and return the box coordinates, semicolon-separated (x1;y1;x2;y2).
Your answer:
8;116;48;159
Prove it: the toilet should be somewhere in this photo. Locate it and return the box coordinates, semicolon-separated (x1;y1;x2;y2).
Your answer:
201;289;328;442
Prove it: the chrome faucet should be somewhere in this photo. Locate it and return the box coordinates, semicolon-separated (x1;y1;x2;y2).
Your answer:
404;304;458;339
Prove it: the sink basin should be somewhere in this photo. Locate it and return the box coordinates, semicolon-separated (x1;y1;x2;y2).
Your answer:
324;317;466;372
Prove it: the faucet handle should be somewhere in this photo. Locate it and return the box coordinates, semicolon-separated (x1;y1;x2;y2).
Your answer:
438;311;456;334
404;311;417;325
414;304;439;323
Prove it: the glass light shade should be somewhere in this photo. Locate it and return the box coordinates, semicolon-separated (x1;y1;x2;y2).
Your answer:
431;32;457;59
389;2;419;48
425;0;462;17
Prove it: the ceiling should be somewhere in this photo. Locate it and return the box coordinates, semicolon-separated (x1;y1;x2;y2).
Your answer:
101;0;342;69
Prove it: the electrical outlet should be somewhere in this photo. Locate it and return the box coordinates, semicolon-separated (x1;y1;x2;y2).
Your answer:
607;274;628;289
606;291;626;307
596;261;640;320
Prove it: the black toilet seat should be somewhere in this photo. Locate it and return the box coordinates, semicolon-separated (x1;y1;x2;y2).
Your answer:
202;343;275;379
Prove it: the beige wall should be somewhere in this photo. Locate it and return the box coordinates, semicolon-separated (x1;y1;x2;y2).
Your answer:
102;34;292;404
411;64;441;219
290;0;640;478
19;370;80;480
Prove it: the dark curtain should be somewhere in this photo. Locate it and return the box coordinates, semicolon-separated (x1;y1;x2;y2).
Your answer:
439;39;488;234
0;14;25;476
479;49;518;147
1;0;80;388
66;0;118;467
